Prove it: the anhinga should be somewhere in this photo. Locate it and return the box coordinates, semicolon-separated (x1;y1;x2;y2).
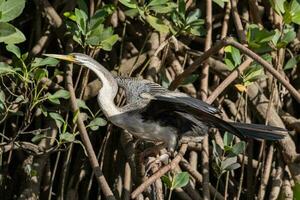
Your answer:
45;53;287;152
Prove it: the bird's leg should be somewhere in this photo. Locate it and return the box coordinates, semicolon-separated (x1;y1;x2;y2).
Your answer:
139;141;166;163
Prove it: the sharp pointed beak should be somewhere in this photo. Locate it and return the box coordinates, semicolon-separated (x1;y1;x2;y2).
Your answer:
43;54;76;62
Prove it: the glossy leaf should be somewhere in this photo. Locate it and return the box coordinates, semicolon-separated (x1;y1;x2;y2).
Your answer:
146;15;169;33
148;0;168;6
172;172;189;189
231;141;246;155
223;132;234;147
49;112;65;128
149;3;177;14
32;57;59;67
60;132;75;142
48;90;70;104
119;0;137;9
186;9;201;24
221;157;237;171
284;55;300;70
225;163;240;171
0;62;15;75
0;22;26;44
0;0;25;22
88;117;107;131
34;68;48;82
101;34;119;51
6;43;20;58
75;8;88;34
77;99;89;110
89;4;116;30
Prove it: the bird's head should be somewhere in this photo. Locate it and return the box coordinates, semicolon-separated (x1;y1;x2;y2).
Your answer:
43;53;92;66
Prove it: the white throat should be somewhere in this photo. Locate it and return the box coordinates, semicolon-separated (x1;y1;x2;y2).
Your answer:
96;73;121;117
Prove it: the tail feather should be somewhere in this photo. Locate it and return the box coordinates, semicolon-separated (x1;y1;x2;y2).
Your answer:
229;122;287;140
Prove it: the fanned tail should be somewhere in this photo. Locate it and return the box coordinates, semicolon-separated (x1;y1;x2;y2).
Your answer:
229;122;287;140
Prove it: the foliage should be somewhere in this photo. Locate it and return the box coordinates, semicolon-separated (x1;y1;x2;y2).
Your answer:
64;2;118;50
212;132;246;177
119;0;204;36
0;0;26;44
162;172;190;199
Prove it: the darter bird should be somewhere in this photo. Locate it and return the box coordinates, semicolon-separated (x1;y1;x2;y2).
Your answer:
44;53;287;152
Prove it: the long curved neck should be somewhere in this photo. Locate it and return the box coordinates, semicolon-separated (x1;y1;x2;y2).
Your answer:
83;59;121;117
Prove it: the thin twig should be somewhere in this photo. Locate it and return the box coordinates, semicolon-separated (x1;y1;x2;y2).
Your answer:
64;60;116;200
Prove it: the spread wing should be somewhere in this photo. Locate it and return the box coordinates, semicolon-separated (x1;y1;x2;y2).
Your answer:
116;76;287;140
116;76;244;138
115;76;221;115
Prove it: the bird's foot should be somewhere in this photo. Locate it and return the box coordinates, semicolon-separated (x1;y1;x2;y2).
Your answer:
145;152;171;175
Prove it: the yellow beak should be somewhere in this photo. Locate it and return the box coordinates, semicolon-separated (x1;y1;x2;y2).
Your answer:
43;54;76;62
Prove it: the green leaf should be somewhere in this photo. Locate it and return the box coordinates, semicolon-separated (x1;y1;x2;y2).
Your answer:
224;45;241;67
223;132;234;147
0;0;25;22
146;15;169;33
212;140;223;158
6;43;20;58
77;99;89;110
119;0;137;9
225;163;240;171
291;0;300;24
50;90;70;99
276;28;296;48
284;55;300;70
32;57;59;67
231;141;246;155
149;3;177;14
64;11;76;22
0;62;15;75
49;112;65;128
172;172;189;189
34;68;48;82
181;74;199;85
0;22;26;44
88;117;107;131
39;105;47;117
124;8;139;17
101;34;119;51
48;90;70;104
60;132;75;142
75;8;88;34
243;65;264;83
269;0;285;15
221;157;237;171
189;25;205;36
89;4;116;30
161;175;172;189
148;0;168;6
186;9;201;24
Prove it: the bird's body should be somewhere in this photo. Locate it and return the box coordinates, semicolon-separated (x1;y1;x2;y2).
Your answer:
45;53;287;151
